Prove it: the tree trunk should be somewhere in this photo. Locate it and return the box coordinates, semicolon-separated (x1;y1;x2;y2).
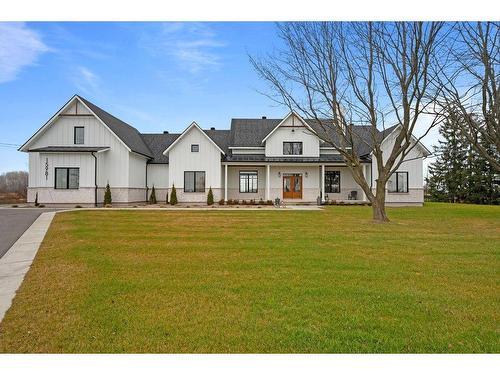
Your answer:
372;179;390;222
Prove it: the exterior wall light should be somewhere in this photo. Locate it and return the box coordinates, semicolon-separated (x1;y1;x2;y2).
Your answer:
278;172;281;177
305;172;308;178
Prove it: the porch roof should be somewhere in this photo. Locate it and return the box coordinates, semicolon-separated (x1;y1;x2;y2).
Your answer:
224;154;355;163
28;146;110;153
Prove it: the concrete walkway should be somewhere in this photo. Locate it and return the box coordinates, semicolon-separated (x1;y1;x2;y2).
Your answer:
0;211;55;322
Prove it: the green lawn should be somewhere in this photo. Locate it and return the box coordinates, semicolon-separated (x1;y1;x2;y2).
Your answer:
0;203;498;353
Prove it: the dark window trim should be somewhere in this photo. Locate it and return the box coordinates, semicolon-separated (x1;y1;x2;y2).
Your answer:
54;167;80;189
191;144;199;152
325;170;341;194
239;170;258;193
388;171;409;193
283;141;303;155
183;171;205;193
74;126;84;145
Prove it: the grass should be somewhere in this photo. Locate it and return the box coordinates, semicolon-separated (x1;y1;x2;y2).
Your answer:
0;203;498;353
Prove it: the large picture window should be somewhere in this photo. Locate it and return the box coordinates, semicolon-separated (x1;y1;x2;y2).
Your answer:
74;127;84;145
388;172;409;193
325;171;340;193
55;168;79;189
283;142;303;155
184;171;205;192
239;171;258;193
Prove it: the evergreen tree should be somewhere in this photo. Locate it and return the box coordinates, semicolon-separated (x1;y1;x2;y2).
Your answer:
207;187;214;205
170;185;178;205
428;113;469;202
428;106;500;205
104;183;112;205
34;192;39;207
149;185;157;204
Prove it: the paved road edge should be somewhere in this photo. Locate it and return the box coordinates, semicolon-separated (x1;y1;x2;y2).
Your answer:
0;211;56;323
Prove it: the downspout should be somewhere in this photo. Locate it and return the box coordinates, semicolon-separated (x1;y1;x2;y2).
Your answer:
91;152;98;207
145;160;149;202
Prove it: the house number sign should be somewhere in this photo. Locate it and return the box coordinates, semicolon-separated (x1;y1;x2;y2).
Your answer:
45;158;49;180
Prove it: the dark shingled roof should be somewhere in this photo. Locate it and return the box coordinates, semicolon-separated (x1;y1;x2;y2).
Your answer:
78;96;154;158
140;133;180;164
72;97;398;163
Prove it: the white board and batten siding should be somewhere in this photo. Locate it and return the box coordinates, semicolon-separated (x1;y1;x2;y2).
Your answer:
264;115;320;157
371;128;426;205
167;126;223;202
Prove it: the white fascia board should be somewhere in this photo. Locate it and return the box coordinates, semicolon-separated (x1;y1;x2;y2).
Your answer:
162;121;225;155
19;95;132;154
381;124;432;157
261;111;318;144
19;95;78;152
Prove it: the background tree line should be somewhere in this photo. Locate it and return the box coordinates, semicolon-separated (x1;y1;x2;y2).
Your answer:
427;107;499;204
0;171;28;197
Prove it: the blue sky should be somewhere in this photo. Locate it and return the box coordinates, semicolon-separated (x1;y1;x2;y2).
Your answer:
0;21;439;175
0;22;289;173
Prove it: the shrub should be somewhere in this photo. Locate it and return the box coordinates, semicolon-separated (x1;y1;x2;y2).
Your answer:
38;204;45;208
165;189;169;204
170;185;178;205
11;204;18;208
258;199;265;205
266;200;273;205
75;205;82;208
104;183;112;206
149;185;157;204
218;199;225;205
207;187;214;205
34;192;39;207
250;199;255;205
242;200;247;205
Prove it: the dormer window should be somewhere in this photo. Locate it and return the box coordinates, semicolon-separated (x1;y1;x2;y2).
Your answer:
74;127;84;145
191;144;199;152
283;142;303;155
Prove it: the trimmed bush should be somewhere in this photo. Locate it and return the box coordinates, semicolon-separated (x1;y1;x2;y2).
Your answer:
104;183;112;206
266;200;273;205
170;185;178;205
165;188;169;204
149;185;157;204
250;199;255;205
207;187;214;205
218;199;225;205
258;199;265;205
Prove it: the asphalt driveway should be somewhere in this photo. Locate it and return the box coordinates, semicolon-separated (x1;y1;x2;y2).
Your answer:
0;208;59;258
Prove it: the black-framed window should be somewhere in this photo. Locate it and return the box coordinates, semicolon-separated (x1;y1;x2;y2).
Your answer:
74;127;84;145
388;172;409;193
191;144;199;152
55;168;79;189
184;171;205;192
283;142;303;155
325;171;340;193
239;171;258;193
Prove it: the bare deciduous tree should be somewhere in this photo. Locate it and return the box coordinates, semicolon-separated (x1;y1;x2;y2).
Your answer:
0;171;28;197
251;22;444;222
437;22;500;172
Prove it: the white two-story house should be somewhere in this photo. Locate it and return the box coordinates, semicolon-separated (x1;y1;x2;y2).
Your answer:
19;95;429;206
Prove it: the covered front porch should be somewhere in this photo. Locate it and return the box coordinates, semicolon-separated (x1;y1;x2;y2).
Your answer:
221;163;371;204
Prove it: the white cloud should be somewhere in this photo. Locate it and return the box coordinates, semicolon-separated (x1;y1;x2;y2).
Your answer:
147;22;225;73
0;22;49;83
73;66;100;95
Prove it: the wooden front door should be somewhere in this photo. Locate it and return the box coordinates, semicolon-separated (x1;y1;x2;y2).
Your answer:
283;174;302;199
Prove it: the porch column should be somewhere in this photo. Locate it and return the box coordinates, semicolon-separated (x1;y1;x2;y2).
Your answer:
224;164;228;202
321;164;325;203
266;164;270;201
361;164;367;202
